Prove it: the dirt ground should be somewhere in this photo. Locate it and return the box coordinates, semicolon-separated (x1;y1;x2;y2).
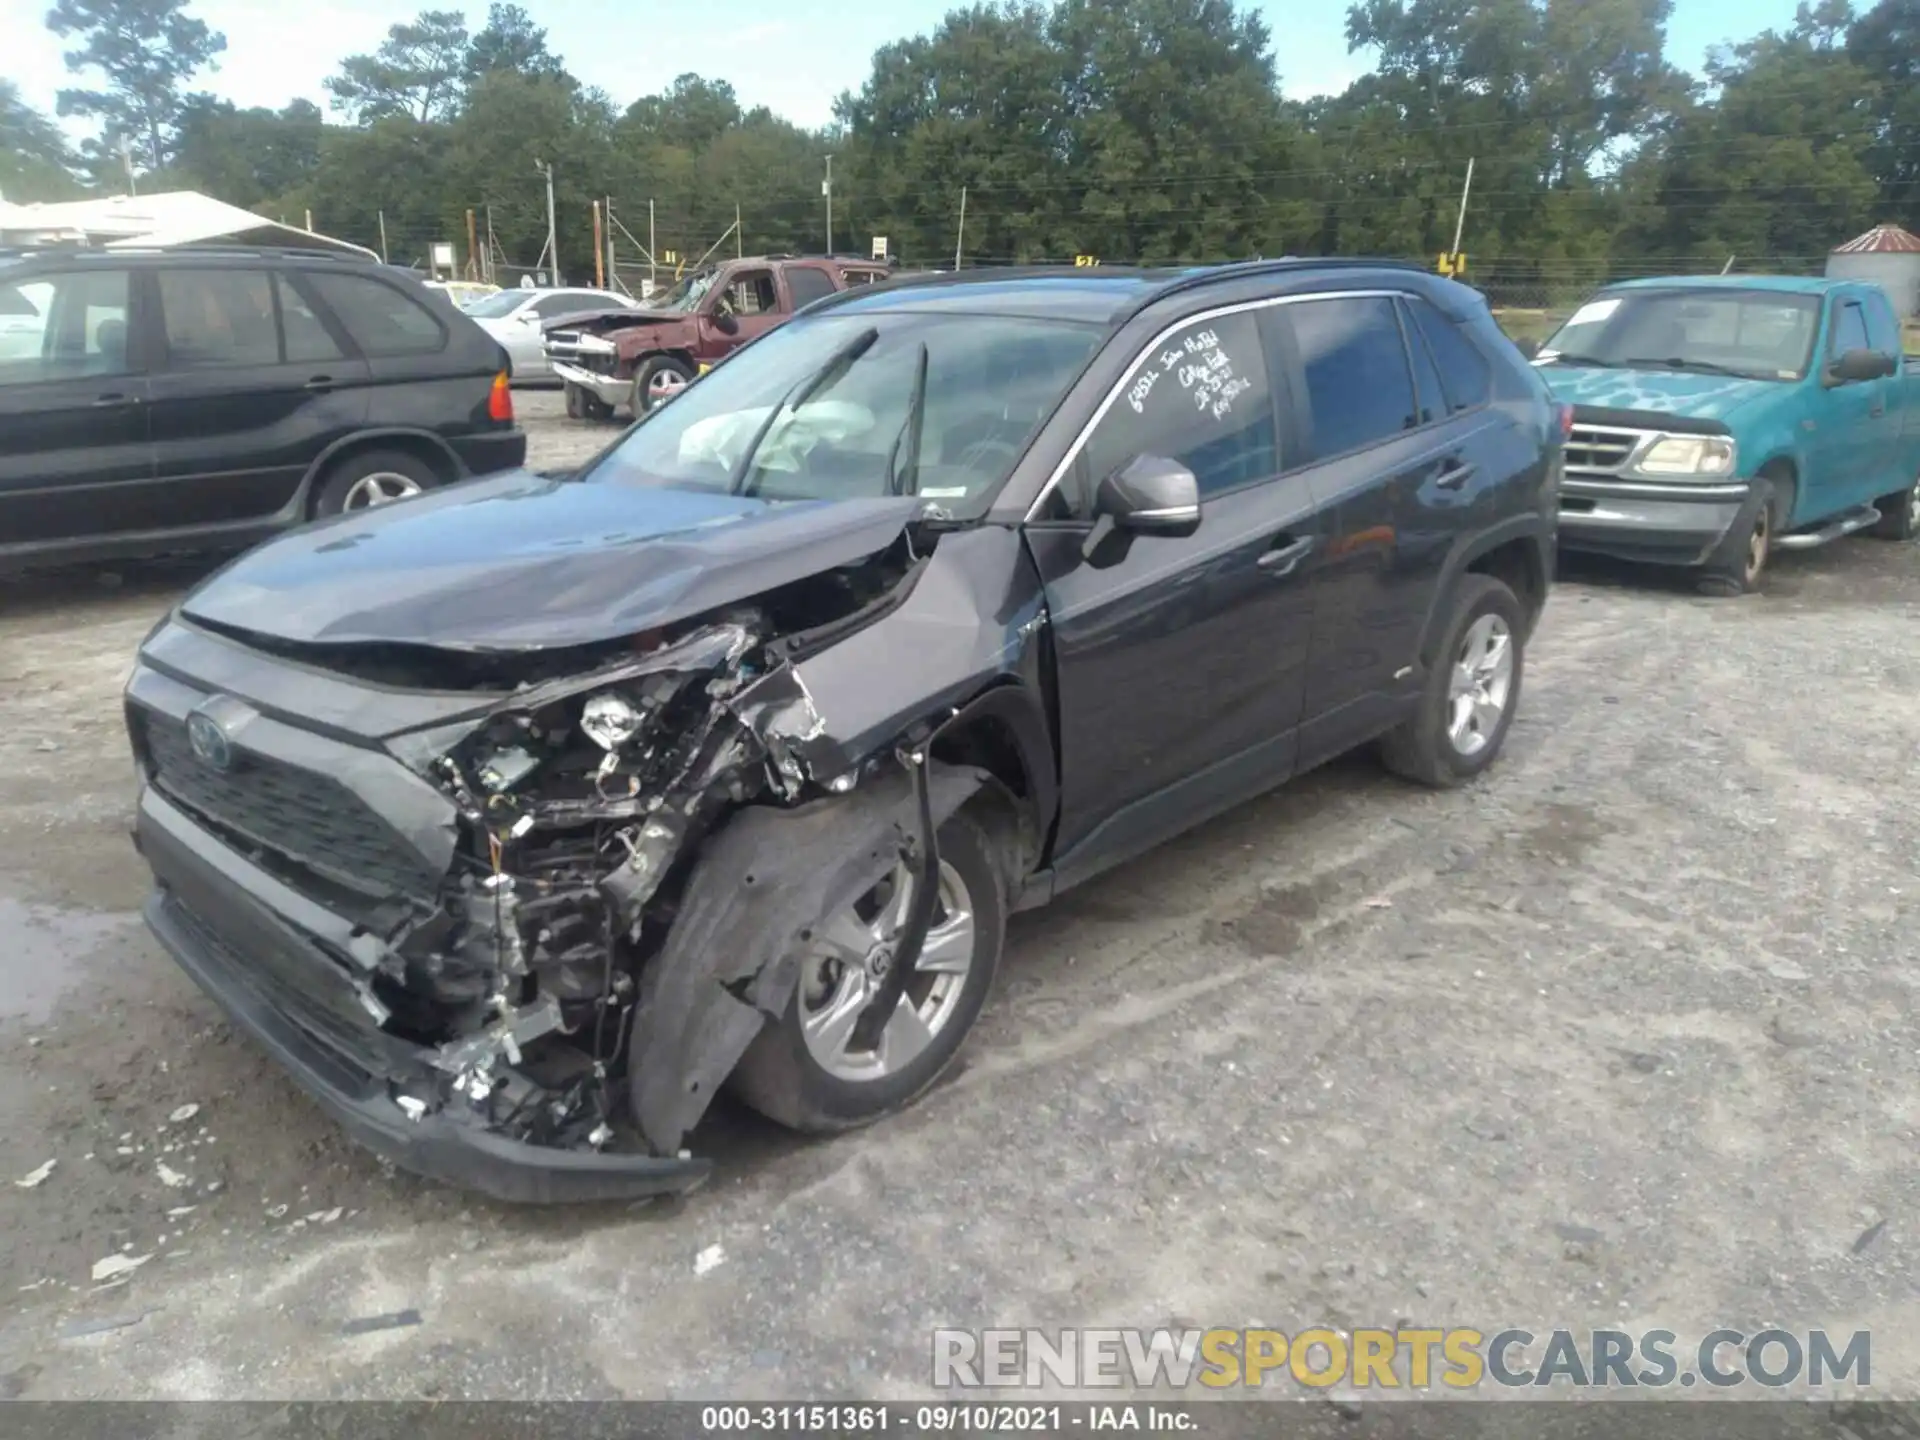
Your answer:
2;392;1918;1400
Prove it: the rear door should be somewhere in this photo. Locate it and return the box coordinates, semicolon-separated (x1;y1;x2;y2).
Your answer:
1029;307;1330;882
1272;292;1490;765
0;265;154;551
144;264;370;527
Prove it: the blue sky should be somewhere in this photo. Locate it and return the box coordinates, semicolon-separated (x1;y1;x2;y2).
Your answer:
4;0;1808;135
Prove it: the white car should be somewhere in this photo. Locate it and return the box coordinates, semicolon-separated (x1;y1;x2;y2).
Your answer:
464;286;634;383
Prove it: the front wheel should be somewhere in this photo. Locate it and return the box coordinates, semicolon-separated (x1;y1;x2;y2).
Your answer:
1379;574;1525;788
629;355;694;417
1697;478;1777;596
729;811;1005;1133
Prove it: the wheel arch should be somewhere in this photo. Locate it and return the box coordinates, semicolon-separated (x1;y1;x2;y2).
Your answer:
1416;516;1552;663
1749;454;1798;525
926;682;1058;882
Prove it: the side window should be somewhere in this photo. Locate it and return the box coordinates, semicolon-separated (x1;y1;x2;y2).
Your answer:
1398;301;1448;426
723;271;778;315
1289;296;1417;460
1076;311;1276;506
1861;291;1902;357
1830;301;1870;358
276;276;344;363
157;269;279;369
0;270;131;385
1408;297;1492;412
305;271;447;356
786;267;837;309
532;291;596;319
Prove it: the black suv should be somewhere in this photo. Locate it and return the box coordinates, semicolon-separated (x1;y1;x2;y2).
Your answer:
0;244;527;570
124;260;1560;1202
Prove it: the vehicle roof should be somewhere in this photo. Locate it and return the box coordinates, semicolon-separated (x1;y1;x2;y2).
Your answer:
1602;274;1841;296
817;258;1444;326
0;242;381;268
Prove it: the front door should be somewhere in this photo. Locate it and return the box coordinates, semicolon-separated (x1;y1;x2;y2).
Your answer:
699;268;782;360
144;265;370;527
1026;308;1329;885
1815;297;1888;514
0;266;154;553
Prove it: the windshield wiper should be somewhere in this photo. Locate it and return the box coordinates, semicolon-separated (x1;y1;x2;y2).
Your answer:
1540;351;1619;367
728;326;879;495
885;342;930;497
1623;356;1763;379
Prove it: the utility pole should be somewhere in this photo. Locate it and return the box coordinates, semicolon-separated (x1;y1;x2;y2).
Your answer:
592;201;604;287
534;158;558;285
377;210;388;263
736;201;743;259
120;136;136;197
648;198;656;292
823;154;833;256
954;186;967;271
466;208;478;280
1450;156;1475;260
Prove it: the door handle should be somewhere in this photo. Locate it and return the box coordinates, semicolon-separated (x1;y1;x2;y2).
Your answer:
1257;535;1315;577
1434;459;1475;490
304;375;335;391
1870;402;1886;417
92;392;136;406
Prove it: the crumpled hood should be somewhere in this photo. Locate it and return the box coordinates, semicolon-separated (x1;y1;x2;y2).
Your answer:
178;471;921;652
1541;364;1781;423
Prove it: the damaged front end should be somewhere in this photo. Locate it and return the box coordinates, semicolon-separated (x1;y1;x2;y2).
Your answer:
129;536;998;1203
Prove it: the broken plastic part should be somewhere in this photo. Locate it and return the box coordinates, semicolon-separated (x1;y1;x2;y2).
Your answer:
477;746;541;793
580;692;645;751
429;992;564;1079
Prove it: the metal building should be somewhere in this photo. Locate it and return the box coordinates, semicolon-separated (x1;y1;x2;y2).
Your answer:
1826;223;1920;319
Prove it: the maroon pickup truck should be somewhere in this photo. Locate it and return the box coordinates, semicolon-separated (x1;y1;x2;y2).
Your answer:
544;254;898;421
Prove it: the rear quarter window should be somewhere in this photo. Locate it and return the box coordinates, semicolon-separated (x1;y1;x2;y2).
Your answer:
304;270;447;356
1408;297;1493;411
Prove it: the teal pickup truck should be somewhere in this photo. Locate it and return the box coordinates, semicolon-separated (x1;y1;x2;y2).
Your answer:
1534;275;1920;593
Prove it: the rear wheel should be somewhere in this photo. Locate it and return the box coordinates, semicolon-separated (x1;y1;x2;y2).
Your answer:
729;811;1005;1133
630;355;694;417
1871;471;1920;540
563;381;584;419
311;448;440;518
1380;574;1524;788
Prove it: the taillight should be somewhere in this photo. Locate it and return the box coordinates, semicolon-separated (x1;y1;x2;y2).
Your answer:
1557;402;1574;441
488;371;513;423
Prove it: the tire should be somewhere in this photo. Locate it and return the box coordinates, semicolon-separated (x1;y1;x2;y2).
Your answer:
1380;574;1525;789
729;809;1007;1134
1871;471;1920;540
310;448;440;518
630;355;694;417
1696;476;1779;596
580;389;615;422
563;381;583;419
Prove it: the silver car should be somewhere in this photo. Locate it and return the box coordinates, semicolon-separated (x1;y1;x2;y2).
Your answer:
465;287;633;384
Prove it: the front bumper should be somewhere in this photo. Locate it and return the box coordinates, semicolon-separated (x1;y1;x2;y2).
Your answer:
1556;476;1756;567
449;427;528;478
550;360;628;409
136;786;712;1204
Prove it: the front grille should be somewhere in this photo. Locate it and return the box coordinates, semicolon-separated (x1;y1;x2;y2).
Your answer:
1565;426;1644;476
141;711;440;902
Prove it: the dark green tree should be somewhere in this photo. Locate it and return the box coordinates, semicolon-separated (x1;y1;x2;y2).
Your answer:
325;9;470;123
466;3;568;82
44;0;227;172
0;79;82;199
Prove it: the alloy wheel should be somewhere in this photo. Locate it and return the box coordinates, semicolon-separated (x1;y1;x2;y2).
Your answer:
1446;613;1515;758
341;472;423;510
798;858;976;1083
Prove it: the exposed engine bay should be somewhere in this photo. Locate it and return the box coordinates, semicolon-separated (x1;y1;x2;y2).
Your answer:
314;541;953;1163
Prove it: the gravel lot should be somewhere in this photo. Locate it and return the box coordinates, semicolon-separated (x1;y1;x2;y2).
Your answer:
2;390;1917;1400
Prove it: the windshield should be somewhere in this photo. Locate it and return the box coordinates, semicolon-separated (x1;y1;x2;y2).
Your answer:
583;311;1105;509
649;268;720;313
463;290;529;318
1539;289;1820;380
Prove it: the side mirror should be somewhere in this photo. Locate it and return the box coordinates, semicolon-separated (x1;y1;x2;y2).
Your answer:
1512;336;1542;360
709;304;738;334
1826;348;1897;385
1097;454;1201;537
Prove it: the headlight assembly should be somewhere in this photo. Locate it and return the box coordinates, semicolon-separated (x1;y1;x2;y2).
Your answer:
1633;434;1737;478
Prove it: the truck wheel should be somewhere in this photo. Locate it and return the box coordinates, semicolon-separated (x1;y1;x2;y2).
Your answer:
579;389;615;422
563;381;584;419
1871;471;1920;540
728;810;1006;1134
1379;574;1525;789
630;355;693;416
1696;478;1778;597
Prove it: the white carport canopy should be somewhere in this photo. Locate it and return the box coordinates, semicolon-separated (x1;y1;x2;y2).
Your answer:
0;191;377;259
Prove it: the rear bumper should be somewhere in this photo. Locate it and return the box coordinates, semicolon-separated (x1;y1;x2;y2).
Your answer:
1556;476;1755;567
135;785;711;1205
551;361;628;409
450;427;528;477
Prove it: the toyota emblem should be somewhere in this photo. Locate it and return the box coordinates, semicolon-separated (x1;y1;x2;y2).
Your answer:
185;708;234;771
